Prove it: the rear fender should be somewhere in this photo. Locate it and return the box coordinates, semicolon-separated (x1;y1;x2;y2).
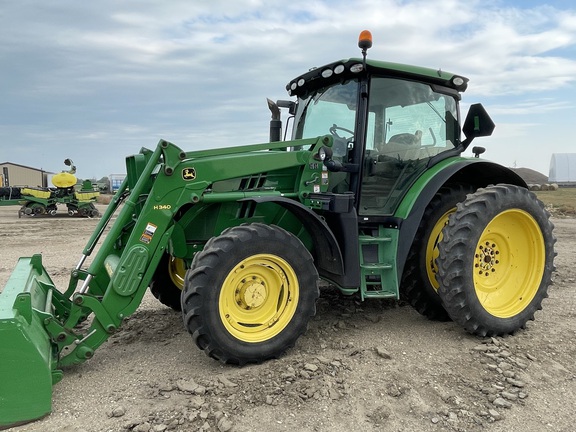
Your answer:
395;159;527;278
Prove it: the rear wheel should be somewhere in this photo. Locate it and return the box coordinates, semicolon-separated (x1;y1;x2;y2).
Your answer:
149;253;186;311
401;184;474;321
436;185;555;336
182;223;319;365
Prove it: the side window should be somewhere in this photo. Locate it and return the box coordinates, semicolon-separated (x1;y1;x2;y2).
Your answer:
384;97;456;157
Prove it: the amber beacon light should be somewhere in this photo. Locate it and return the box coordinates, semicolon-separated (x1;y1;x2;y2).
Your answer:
358;30;373;50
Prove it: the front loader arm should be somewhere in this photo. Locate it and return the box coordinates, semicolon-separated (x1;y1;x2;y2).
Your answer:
53;135;331;365
57;141;183;366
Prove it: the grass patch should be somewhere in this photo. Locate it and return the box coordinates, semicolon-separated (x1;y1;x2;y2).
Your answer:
535;188;576;216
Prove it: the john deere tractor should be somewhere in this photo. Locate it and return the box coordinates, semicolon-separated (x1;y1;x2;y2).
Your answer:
0;31;555;427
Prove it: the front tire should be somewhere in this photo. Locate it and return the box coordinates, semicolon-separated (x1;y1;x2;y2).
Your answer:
182;223;319;365
436;185;555;336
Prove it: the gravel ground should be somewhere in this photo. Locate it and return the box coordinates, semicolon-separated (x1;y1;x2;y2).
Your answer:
0;204;574;432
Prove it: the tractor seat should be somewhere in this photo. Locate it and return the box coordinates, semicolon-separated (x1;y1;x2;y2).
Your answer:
377;130;422;160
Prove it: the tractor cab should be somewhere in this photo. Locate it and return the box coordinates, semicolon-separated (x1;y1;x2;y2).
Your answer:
281;31;493;217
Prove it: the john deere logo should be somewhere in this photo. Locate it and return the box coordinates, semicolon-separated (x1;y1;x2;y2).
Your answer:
182;167;196;180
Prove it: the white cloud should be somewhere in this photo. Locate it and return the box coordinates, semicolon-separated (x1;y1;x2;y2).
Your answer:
487;99;572;116
1;0;576;176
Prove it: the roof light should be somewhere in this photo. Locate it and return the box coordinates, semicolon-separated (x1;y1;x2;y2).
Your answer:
297;78;305;87
451;76;468;91
350;63;364;73
290;82;297;91
334;64;345;74
452;76;465;86
358;30;373;51
321;69;333;78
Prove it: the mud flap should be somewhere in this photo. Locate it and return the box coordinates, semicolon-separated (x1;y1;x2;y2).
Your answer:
0;255;60;429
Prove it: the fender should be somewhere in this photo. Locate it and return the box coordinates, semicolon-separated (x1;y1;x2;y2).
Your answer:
239;196;346;277
395;159;526;278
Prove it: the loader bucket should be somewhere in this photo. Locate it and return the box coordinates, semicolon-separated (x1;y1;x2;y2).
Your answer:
0;254;60;429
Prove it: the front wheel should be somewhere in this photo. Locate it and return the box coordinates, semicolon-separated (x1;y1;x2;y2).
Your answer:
436;185;555;336
182;223;319;365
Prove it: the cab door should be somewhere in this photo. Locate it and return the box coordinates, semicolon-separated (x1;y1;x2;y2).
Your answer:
359;77;460;216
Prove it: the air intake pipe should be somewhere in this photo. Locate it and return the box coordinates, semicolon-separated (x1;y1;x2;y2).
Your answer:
267;98;282;142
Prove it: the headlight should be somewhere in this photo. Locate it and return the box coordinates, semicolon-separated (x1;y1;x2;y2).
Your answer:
350;63;364;73
321;69;333;78
334;64;345;74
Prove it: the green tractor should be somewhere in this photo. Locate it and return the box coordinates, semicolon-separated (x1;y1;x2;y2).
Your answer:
0;31;555;427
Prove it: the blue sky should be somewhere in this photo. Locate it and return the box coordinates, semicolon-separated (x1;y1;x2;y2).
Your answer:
1;0;576;179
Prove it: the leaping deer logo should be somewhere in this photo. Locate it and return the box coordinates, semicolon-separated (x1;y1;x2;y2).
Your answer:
182;168;196;181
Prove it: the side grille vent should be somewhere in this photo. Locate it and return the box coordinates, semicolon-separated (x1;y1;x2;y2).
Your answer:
239;173;268;191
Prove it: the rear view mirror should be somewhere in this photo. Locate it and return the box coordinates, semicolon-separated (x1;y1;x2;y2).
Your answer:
463;103;495;139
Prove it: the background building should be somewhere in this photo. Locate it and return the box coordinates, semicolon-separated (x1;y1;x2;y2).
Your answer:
108;174;126;193
549;154;576;185
0;162;51;188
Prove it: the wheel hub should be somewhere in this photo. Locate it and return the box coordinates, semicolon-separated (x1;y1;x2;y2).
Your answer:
239;279;267;309
475;241;500;277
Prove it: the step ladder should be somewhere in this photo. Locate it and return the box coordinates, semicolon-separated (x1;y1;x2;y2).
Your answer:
358;228;399;300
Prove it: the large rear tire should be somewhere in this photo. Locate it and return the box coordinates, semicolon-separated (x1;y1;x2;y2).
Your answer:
149;253;186;311
401;184;474;321
182;223;319;365
436;185;555;336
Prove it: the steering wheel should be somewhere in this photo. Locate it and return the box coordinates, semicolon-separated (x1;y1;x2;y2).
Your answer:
329;124;354;157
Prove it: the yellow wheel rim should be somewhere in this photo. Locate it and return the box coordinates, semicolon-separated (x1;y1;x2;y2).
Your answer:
473;209;545;318
426;209;455;291
219;254;299;343
168;256;186;290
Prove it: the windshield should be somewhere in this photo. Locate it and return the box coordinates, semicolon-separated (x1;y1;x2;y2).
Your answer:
293;77;458;157
294;80;359;156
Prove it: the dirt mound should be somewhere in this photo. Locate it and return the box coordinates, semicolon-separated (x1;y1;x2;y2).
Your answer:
510;167;548;184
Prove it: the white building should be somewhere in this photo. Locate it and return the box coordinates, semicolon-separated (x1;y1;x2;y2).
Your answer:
549;153;576;184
